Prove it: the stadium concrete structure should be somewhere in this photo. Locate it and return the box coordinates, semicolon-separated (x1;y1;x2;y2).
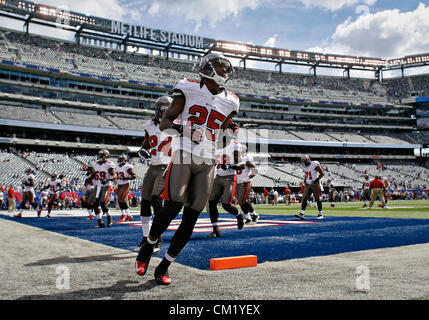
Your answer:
0;0;428;196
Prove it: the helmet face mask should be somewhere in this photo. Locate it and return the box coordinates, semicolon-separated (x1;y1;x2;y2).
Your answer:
118;154;127;165
199;53;233;87
98;149;110;161
301;156;311;166
155;96;172;123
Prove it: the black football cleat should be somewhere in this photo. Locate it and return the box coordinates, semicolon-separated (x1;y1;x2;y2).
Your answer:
94;219;105;228
135;242;154;273
250;213;259;225
207;231;221;238
107;215;112;227
295;213;305;220
154;267;171;285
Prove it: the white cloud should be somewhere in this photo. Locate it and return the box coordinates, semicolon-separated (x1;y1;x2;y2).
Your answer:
34;0;127;21
264;34;278;47
144;0;263;30
309;3;429;59
298;0;377;11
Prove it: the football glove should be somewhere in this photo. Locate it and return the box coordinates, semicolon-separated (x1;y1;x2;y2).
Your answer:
183;125;204;145
138;148;151;159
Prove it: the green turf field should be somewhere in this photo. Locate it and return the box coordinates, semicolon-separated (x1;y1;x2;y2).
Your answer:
220;200;429;219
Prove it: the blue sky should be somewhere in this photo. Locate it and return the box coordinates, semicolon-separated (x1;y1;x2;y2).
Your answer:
114;0;429;58
2;0;429;76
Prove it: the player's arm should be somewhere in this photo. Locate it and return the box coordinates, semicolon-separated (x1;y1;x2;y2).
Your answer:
86;165;95;177
142;131;150;150
247;161;258;179
126;168;137;180
160;92;205;144
314;166;324;184
58;181;66;192
138;130;152;159
108;168;117;181
228;150;245;170
216;112;238;149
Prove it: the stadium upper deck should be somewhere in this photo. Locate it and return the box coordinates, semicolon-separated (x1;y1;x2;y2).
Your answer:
0;1;428;167
0;0;428;192
0;26;425;160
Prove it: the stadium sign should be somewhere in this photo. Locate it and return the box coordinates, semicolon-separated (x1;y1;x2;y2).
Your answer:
111;20;206;49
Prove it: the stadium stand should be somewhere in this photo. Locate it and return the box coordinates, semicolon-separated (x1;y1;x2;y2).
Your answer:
0;5;428;202
1;27;429;107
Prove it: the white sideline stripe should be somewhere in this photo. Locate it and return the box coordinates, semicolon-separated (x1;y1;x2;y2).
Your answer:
120;218;316;231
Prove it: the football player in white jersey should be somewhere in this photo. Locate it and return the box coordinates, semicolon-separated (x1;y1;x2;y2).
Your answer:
207;137;244;238
15;168;41;218
115;154;136;222
84;171;96;220
235;145;259;225
361;175;371;208
295;155;324;219
43;173;65;218
88;149;117;228
136;53;239;285
380;176;389;208
40;188;49;210
136;96;174;254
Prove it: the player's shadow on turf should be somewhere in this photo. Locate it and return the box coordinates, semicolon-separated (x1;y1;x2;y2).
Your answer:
16;280;158;300
24;252;134;267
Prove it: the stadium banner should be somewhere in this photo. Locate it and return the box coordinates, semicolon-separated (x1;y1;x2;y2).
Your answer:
110;21;210;49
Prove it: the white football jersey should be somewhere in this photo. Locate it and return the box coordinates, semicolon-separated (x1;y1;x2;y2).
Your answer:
144;120;174;166
215;140;241;177
90;160;115;186
23;174;35;192
302;161;322;184
115;163;134;185
236;154;255;184
362;179;370;189
41;190;49;200
48;178;63;195
172;78;240;160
